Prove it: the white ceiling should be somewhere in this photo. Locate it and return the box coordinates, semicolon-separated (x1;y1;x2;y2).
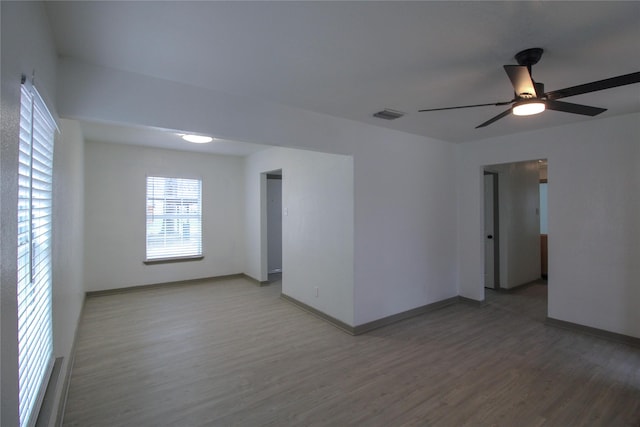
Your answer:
46;1;640;148
79;121;268;156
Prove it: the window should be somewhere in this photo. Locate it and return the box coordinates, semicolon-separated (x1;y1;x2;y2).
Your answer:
146;176;202;261
17;80;57;427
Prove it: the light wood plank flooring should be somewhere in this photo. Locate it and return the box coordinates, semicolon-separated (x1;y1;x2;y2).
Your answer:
63;277;640;426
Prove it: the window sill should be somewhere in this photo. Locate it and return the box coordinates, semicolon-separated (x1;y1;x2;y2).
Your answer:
144;256;204;265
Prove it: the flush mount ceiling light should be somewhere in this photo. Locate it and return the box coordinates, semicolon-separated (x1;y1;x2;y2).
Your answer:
182;134;213;143
512;100;546;116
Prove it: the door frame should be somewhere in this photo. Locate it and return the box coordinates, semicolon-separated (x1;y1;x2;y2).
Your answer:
260;169;283;283
483;170;500;289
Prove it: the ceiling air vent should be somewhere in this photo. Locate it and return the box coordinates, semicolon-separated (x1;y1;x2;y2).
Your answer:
373;108;405;120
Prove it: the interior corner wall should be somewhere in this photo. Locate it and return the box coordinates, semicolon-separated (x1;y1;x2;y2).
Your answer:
1;2;63;425
244;147;355;325
457;113;640;338
83;141;245;291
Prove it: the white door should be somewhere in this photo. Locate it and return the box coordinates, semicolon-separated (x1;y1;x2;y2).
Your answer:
484;173;496;288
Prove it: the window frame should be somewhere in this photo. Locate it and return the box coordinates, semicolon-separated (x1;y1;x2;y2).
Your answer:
16;78;57;427
144;175;203;264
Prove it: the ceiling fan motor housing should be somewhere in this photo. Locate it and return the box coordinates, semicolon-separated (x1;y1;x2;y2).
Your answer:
515;48;544;98
515;47;544;68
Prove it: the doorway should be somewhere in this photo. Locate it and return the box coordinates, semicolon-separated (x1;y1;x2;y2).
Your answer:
483;159;547;293
266;171;283;279
539;160;548;279
483;171;499;289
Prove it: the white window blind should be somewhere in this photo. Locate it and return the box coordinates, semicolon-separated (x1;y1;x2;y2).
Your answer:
17;81;56;427
146;176;202;261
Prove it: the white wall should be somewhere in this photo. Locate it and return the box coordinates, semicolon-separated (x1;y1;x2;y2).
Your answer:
51;119;86;424
244;147;355;325
539;182;548;234
84;141;245;291
58;59;459;327
485;160;541;289
457;113;640;338
352;134;458;325
1;2;85;425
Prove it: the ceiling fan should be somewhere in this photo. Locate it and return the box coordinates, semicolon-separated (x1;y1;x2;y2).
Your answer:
418;48;640;128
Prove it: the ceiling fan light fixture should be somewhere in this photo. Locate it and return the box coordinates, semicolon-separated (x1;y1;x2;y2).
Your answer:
512;100;546;116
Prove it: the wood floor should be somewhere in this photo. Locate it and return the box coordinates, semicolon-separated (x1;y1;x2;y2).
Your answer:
62;276;640;426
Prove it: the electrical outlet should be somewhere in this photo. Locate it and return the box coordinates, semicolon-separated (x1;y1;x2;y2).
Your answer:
314;286;319;297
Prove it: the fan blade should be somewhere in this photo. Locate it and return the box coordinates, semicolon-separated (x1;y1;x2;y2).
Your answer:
545;100;607;116
476;108;512;128
418;100;513;112
546;71;640;100
504;65;537;98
